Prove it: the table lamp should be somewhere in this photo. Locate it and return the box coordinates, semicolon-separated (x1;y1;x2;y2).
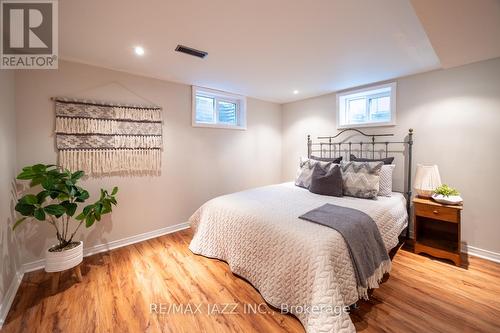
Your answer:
414;164;442;198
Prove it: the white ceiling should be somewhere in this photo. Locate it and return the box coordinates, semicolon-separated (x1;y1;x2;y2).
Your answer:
410;0;500;69
59;1;446;103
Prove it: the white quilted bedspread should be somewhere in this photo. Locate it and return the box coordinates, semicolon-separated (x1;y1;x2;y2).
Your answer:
189;182;408;333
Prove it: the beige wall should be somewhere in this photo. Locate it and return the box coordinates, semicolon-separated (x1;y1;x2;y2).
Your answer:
15;60;282;264
10;57;500;263
0;70;21;317
282;57;500;254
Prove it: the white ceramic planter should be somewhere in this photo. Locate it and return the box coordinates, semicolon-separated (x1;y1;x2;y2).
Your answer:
45;241;83;272
431;194;463;205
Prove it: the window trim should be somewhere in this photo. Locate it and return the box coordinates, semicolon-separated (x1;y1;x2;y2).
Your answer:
336;82;397;129
192;86;247;130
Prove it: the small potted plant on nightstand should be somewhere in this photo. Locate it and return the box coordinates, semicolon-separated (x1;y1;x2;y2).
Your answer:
432;184;463;205
14;164;118;273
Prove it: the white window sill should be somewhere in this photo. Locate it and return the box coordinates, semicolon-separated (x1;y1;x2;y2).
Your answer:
337;121;396;129
192;122;247;130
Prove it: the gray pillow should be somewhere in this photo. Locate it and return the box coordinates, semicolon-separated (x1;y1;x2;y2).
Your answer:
310;155;342;163
350;154;394;165
341;161;383;199
295;158;335;189
309;164;343;197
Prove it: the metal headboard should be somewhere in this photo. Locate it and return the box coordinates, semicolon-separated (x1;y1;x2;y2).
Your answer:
307;128;414;238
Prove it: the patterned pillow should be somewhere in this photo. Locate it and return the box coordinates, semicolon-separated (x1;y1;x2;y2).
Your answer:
340;161;384;199
378;165;395;197
295;157;336;189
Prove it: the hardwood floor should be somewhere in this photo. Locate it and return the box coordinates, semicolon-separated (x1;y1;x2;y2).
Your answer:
2;228;500;333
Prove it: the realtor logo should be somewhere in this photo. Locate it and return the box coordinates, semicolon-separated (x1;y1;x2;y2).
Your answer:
1;0;58;69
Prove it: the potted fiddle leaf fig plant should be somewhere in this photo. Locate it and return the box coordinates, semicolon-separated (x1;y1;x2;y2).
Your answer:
14;164;118;272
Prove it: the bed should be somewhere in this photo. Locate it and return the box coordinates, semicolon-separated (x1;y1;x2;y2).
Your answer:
189;129;414;333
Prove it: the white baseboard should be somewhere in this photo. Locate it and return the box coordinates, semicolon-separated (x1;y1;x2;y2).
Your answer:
0;222;190;328
20;259;44;274
0;271;23;329
22;222;190;273
463;245;500;264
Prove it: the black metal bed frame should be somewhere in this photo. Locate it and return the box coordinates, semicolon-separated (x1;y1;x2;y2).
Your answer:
307;128;414;238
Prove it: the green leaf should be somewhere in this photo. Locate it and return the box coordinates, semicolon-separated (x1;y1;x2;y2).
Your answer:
83;204;94;215
49;191;60;199
47;169;60;176
20;194;38;205
101;201;112;214
22;166;33;172
77;190;90;202
75;211;86;221
30;176;44;187
15;203;35;216
111;186;119;195
94;203;102;215
85;214;96;228
32;164;47;173
17;170;36;180
71;170;85;182
57;192;70;201
61;202;78;216
41;178;55;190
36;191;50;204
34;208;46;221
44;204;66;216
94;204;102;221
13;217;27;230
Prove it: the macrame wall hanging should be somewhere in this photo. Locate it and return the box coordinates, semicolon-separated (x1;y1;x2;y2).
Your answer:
54;97;163;176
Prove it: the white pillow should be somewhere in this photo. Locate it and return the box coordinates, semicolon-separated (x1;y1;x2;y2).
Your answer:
378;165;395;197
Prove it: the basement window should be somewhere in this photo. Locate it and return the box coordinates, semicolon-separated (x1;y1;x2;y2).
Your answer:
192;86;247;130
337;82;396;128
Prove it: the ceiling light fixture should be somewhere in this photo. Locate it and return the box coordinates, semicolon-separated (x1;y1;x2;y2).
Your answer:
293;90;299;95
134;46;145;56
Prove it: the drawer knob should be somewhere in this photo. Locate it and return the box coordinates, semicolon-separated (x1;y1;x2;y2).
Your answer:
433;210;439;214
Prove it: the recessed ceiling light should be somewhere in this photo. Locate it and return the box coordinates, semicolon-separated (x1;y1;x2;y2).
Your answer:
293;90;299;95
134;46;145;56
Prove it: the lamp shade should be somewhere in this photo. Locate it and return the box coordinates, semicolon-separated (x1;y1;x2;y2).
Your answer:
414;164;442;198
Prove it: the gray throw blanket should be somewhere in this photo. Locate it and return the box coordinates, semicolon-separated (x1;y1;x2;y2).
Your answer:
299;203;391;296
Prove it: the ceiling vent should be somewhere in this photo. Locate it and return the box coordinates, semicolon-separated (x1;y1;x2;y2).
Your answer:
175;45;208;59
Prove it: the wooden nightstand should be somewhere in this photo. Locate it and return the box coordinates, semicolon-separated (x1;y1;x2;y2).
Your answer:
413;197;463;266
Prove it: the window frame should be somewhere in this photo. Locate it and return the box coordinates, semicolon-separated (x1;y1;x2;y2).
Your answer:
336;82;397;129
192;86;247;130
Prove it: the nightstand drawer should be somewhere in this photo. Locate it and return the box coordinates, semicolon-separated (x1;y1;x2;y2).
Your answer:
414;202;459;223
